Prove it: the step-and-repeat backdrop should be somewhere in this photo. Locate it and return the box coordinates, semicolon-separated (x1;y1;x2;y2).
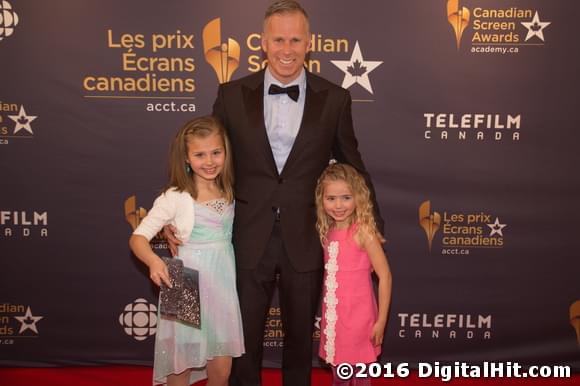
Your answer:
1;0;579;371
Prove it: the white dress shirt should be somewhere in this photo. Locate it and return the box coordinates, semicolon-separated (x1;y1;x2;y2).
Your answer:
263;67;307;174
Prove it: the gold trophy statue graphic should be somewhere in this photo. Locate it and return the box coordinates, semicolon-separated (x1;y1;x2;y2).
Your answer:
124;195;146;231
447;0;470;49
419;201;441;253
203;18;240;84
570;300;580;347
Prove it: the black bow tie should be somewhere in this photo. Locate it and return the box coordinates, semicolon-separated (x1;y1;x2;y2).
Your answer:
268;84;300;102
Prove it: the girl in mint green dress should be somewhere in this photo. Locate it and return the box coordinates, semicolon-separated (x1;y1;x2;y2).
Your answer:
131;116;244;386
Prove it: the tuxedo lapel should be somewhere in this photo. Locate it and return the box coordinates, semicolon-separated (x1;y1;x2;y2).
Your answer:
241;77;279;176
280;77;328;177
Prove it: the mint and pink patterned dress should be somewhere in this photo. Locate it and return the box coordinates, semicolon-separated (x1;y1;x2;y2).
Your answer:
153;199;244;385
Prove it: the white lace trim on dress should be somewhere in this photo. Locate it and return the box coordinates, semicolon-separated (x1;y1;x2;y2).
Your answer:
323;240;339;365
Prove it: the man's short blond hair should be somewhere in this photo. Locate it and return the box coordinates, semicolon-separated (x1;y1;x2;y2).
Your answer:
263;0;310;33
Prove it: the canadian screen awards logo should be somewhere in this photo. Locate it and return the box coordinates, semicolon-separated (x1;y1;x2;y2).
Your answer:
418;201;440;253
447;0;470;50
0;0;19;42
0;303;44;345
203;18;240;84
82;26;197;113
446;0;551;54
264;306;284;348
419;200;507;255
119;298;157;341
263;306;321;348
0;102;38;145
203;16;382;99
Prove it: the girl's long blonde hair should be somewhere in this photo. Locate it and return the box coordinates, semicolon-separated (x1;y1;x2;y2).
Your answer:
315;163;381;245
165;115;234;203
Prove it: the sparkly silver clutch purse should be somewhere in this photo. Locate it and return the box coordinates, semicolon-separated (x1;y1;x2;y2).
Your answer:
160;257;201;329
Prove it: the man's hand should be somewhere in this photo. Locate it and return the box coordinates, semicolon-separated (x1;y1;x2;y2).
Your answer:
163;224;182;256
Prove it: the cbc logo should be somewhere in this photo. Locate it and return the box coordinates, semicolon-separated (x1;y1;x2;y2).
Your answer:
119;298;157;341
0;1;19;41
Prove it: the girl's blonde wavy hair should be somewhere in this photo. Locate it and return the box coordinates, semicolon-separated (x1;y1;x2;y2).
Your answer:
315;163;381;246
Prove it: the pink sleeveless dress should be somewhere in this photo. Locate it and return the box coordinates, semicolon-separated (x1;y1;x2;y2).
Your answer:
319;225;381;366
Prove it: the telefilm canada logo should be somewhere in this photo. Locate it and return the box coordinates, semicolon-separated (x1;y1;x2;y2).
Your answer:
423;113;522;142
124;195;168;250
0;303;44;345
0;210;48;238
419;200;507;256
0;102;38;145
446;0;551;55
397;312;492;340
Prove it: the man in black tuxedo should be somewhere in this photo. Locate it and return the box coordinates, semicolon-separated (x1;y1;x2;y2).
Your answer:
215;2;383;385
168;1;383;385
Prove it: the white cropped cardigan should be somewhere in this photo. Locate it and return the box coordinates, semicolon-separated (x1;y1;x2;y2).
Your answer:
133;187;195;243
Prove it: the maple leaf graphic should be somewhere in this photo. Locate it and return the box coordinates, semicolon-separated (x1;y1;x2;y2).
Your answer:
347;60;367;77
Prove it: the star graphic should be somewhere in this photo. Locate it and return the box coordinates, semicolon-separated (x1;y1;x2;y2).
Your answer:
521;12;551;42
14;307;44;334
487;217;507;237
8;105;37;134
331;41;383;94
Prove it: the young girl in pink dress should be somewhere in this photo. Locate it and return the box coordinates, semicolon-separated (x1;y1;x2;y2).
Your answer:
315;163;392;386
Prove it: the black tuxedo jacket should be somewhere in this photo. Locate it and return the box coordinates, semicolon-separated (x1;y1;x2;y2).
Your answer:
213;69;383;272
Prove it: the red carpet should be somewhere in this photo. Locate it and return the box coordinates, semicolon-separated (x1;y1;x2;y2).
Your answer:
0;366;578;386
